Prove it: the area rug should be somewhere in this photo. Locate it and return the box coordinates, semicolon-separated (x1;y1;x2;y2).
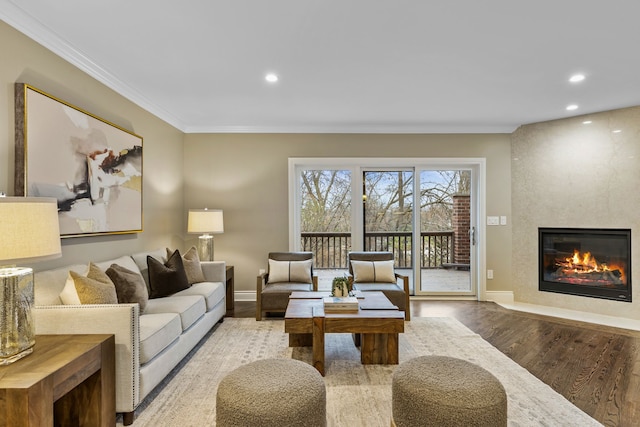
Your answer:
120;317;602;426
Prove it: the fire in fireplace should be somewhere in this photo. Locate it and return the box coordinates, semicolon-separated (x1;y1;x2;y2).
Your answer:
539;228;631;302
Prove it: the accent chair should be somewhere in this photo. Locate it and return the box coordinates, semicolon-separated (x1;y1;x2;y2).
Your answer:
256;252;318;320
347;251;411;320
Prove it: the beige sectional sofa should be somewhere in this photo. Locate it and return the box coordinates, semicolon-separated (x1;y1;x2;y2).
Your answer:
32;248;226;425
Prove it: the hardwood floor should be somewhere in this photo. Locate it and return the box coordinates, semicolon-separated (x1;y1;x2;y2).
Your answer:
233;299;640;427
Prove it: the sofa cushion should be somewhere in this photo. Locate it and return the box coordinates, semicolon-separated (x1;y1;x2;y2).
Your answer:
106;264;149;312
35;263;86;305
351;260;396;283
173;281;225;312
69;263;119;304
144;295;206;331
131;248;167;289
167;246;206;285
139;313;182;365
268;259;312;284
147;250;190;299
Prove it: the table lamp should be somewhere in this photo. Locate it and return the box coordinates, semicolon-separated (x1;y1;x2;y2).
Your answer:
0;197;61;365
187;208;224;261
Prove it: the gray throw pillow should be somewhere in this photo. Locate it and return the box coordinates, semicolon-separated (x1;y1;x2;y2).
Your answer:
147;249;190;298
166;246;206;285
106;263;149;312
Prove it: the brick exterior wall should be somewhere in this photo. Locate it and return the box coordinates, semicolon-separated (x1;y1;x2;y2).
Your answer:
452;195;470;264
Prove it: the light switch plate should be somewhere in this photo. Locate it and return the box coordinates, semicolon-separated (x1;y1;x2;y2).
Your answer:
487;216;499;226
500;216;507;225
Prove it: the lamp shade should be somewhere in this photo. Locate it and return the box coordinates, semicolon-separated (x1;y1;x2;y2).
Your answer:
187;209;224;234
0;197;61;264
0;197;61;365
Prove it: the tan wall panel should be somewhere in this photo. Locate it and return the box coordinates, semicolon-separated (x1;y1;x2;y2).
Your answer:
512;106;640;320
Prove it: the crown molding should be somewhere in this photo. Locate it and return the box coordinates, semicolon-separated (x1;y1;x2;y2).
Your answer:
182;123;516;134
1;1;187;132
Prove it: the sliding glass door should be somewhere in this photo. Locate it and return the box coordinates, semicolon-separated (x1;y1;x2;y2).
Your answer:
416;169;474;296
297;168;353;290
363;170;414;291
290;159;482;297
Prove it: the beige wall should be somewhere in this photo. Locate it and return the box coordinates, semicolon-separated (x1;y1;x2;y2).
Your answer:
0;21;185;271
512;106;640;320
183;133;513;295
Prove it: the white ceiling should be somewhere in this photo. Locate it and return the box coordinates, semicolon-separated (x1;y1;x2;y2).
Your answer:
2;0;640;134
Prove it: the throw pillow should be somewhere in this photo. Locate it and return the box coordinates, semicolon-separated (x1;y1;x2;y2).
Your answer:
70;262;119;304
166;246;206;285
147;249;190;298
60;271;83;304
267;259;312;284
351;260;396;283
106;263;149;312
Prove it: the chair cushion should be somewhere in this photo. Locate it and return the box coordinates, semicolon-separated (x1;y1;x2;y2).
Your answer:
351;260;396;283
261;283;314;311
144;295;206;331
173;281;225;312
268;259;312;284
139;312;182;364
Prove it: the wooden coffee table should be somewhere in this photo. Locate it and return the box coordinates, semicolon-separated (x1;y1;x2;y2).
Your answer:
284;291;404;376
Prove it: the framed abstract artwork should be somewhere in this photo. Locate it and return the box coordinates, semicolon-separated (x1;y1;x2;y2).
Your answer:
14;83;143;237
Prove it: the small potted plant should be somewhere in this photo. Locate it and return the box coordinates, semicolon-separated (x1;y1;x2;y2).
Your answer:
331;276;351;297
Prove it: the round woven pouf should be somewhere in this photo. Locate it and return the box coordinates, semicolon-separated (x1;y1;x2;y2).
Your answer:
216;358;326;427
392;355;507;427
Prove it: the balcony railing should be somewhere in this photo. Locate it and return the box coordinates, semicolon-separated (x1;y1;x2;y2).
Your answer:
301;231;455;269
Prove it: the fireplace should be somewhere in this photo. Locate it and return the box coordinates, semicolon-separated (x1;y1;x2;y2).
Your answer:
539;228;631;302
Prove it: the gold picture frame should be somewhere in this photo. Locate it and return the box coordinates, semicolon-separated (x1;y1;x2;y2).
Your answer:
14;83;143;238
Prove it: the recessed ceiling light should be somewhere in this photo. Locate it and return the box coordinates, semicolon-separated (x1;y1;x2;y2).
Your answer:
569;74;585;83
566;104;578;111
265;73;279;83
582;120;592;124
613;129;622;133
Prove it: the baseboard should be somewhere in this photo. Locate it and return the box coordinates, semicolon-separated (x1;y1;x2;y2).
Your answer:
234;291;256;302
496;301;640;332
485;291;514;305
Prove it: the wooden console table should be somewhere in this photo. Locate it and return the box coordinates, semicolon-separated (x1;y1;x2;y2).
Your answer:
0;334;115;427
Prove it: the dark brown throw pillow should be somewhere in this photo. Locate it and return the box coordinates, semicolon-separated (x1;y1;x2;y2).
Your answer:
106;263;149;312
147;250;190;299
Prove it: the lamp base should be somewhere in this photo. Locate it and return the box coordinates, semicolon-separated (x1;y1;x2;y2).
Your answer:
0;267;36;365
0;347;33;366
198;234;215;262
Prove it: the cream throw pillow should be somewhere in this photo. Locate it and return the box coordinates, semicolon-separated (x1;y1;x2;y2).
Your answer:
268;259;312;284
351;260;396;283
166;247;206;284
60;272;83;304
